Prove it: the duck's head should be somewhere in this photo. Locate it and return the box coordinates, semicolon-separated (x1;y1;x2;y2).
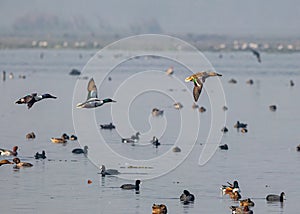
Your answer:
13;146;18;152
233;181;239;188
183;190;191;196
61;133;69;140
103;98;116;103
13;158;21;164
42;94;57;99
281;192;286;198
135;180;141;185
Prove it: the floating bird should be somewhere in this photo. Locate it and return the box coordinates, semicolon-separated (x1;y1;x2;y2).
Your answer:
185;71;222;102
221;181;240;195
223;106;228;111
62;133;70;140
241;128;248;133
76;78;116;108
219;144;229;150
99;165;120;177
34;150;46;159
230;205;253;214
228;78;238;84
0;146;18;156
250;48;261;63
297;145;300;151
152;204;167;214
246;79;254;85
174;102;183;109
269;105;277;112
152;108;164;116
180;190;195;204
100;123;116;130
70;135;77;141
172;146;181;152
26;132;36;139
120;180;141;190
192;103;199;109
234;121;247;129
72;145;88;154
165;66;174;75
122;132;140;144
199;106;206;113
221;126;229;133
266;192;285;202
51;134;68;144
151;136;160;148
0;159;14;166
13;158;33;168
290;80;295;87
15;93;57;109
240;198;255;207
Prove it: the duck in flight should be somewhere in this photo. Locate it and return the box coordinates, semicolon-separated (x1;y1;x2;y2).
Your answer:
15;93;57;109
76;78;116;108
185;71;222;102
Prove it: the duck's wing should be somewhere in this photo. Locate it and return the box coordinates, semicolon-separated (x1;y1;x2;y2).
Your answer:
193;78;203;102
87;78;98;100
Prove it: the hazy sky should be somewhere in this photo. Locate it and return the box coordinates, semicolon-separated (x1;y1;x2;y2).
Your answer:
0;0;299;37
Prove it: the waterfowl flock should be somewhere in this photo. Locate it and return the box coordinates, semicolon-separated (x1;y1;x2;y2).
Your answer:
1;50;297;213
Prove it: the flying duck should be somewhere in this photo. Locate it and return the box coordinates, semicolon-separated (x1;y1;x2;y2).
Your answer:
99;165;120;177
120;180;141;190
15;93;57;109
185;71;222;102
0;146;18;156
76;78;116;108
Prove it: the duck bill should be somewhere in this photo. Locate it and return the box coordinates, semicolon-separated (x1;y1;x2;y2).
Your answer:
111;100;116;102
185;76;193;82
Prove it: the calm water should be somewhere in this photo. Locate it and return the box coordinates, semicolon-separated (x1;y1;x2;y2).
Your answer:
0;49;300;213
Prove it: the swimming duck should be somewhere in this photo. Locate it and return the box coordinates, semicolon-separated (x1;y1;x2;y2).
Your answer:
266;192;285;202
228;78;238;84
240;198;255;207
120;180;141;190
180;190;195;204
185;71;222;102
72;145;88;154
241;128;248;133
34;150;46;159
246;79;254;85
13;158;33;168
70;135;77;141
221;180;240;195
76;78;116;108
230;205;253;214
199;106;206;113
61;133;69;140
99;165;120;177
100;123;116;130
229;191;242;201
192;103;199;109
152;108;164;116
51;137;67;144
0;159;14;166
151;136;160;148
290;80;295;87
122;132;140;144
221;126;229;133
219;144;229;150
172;146;181;152
165;66;174;75
234;121;247;129
297;145;300;151
152;204;167;214
269;105;277;112
174;102;183;109
15;93;57;109
0;146;18;156
26;132;36;139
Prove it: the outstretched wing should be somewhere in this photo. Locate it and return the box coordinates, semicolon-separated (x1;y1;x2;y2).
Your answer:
193;78;203;102
87;78;98;100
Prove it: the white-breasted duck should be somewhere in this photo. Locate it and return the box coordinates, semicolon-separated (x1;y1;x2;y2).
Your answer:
15;93;57;109
76;78;116;108
0;146;18;156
